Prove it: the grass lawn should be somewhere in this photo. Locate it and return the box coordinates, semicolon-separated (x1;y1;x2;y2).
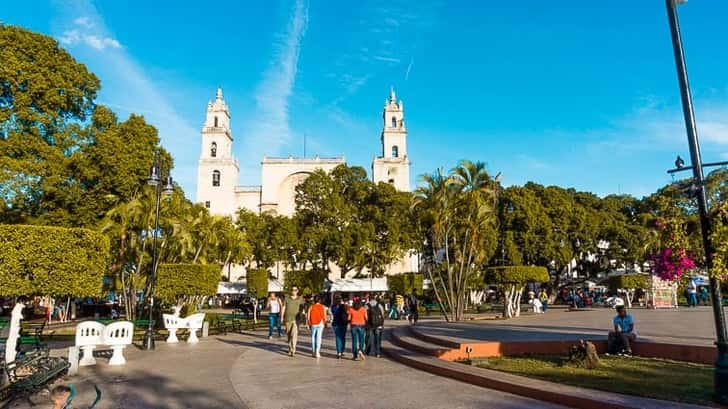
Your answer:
475;355;714;406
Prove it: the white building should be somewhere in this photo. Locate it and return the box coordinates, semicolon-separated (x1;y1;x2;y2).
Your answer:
197;87;410;217
196;87;417;279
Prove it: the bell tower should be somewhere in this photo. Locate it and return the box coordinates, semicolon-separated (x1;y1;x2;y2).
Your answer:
372;88;410;191
196;87;239;215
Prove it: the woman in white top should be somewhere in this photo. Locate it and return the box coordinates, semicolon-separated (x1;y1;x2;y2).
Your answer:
267;292;282;339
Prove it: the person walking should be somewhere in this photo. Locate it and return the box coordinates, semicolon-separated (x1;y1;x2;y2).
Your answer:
331;296;349;359
687;278;698;307
281;286;303;356
307;295;326;358
348;299;368;361
407;289;419;325
267;292;282;339
366;295;385;357
538;288;549;313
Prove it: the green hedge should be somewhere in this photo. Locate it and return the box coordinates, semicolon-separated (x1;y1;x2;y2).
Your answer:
388;273;424;295
608;274;647;291
484;266;549;285
246;268;269;298
284;269;326;295
156;263;219;304
0;224;110;297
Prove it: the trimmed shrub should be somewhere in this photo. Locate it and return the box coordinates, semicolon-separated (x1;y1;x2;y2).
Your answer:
483;266;550;285
388;273;424;295
608;274;647;291
246;268;269;298
283;269;326;295
0;224;110;297
483;266;549;318
156;263;220;305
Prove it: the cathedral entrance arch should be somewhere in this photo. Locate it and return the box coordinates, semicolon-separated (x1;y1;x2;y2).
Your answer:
275;171;313;216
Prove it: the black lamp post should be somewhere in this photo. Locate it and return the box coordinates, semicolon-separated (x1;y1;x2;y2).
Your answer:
664;0;728;402
143;162;174;351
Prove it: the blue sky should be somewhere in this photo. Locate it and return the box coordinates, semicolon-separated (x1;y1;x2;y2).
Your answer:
3;1;728;199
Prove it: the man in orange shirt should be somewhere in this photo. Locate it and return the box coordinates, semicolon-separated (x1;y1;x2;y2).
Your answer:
307;295;327;358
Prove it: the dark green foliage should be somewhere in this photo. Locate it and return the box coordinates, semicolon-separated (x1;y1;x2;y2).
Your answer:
0;25;170;226
156;263;220;305
608;274;647;291
0;224;109;296
484;266;550;285
388;273;424;295
246;268;269;298
283;269;326;295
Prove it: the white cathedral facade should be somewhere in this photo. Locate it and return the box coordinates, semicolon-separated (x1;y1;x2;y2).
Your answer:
196;88;416;278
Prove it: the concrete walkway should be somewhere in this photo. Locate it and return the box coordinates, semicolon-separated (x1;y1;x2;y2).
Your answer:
8;328;564;409
226;328;565;409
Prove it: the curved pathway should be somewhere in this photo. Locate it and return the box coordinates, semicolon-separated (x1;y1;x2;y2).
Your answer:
226;329;565;409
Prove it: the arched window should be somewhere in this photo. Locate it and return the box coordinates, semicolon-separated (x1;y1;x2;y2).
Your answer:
214;116;218;127
212;170;220;187
391;145;399;158
388;178;395;184
391;116;397;128
210;142;217;158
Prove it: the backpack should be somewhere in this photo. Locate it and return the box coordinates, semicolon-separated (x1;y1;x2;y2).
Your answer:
335;304;349;326
368;304;384;328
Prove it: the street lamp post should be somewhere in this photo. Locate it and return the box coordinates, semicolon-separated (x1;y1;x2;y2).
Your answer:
664;0;728;402
143;162;174;351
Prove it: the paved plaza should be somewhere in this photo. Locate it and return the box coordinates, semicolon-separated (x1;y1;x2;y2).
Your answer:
416;306;719;346
6;307;720;409
9;325;564;409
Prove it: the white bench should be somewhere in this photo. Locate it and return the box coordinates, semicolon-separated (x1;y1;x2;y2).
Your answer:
75;321;134;367
75;321;106;366
185;313;205;344
163;314;188;343
103;321;134;365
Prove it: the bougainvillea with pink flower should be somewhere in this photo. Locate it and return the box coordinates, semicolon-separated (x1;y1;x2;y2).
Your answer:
650;247;696;281
650;217;696;282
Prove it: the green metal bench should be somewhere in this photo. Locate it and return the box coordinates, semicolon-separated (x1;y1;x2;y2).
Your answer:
0;347;70;407
18;321;46;348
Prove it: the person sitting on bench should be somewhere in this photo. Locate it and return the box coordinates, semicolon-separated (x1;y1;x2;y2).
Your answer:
608;305;637;355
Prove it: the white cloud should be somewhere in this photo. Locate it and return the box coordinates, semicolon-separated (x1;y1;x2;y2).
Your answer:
73;16;92;28
241;0;308;169
59;15;121;50
372;55;400;64
52;3;199;196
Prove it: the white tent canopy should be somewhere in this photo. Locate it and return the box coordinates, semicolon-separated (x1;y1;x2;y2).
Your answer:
268;278;284;293
217;281;246;295
217;278;285;295
328;278;388;293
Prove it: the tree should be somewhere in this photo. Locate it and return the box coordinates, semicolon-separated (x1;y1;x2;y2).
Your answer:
246;268;269;299
283;269;326;296
0;26;170;227
156;263;219;310
415;160;498;321
388;273;424;295
484;266;549;318
0;224;109;297
0;25;100;223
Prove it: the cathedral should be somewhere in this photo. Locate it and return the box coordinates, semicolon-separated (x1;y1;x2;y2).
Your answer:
195;87;417;279
196;87;411;217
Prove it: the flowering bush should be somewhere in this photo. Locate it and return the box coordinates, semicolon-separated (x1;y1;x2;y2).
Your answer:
651;247;696;281
650;217;696;282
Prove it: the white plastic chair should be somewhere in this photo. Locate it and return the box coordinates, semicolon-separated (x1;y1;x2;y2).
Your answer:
185;313;206;344
163;314;188;343
75;321;106;366
103;321;134;365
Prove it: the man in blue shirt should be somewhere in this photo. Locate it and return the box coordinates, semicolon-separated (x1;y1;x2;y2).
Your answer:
608;305;637;355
